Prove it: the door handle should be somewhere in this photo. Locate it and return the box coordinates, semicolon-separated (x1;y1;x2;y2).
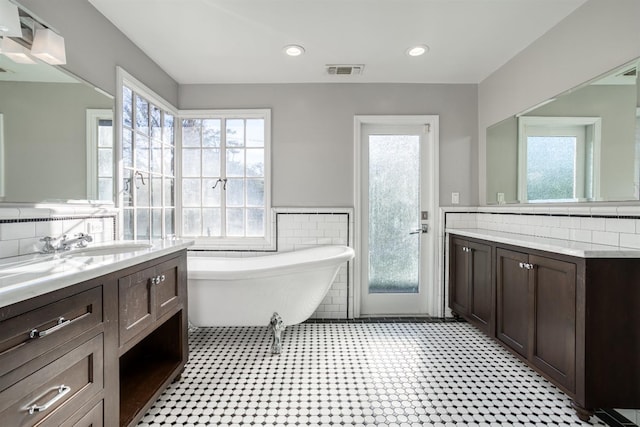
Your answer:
409;225;429;235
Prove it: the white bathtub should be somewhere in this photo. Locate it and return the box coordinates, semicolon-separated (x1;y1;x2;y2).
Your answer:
187;245;355;328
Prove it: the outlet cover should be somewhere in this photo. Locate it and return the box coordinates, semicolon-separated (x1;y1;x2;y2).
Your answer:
87;221;104;234
451;192;460;204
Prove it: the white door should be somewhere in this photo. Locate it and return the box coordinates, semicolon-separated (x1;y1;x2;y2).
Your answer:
358;119;436;316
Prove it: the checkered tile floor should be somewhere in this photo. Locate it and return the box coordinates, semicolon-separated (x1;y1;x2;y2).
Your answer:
138;322;615;426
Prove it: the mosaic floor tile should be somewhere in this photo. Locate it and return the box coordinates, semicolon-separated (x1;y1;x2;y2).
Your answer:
138;322;615;426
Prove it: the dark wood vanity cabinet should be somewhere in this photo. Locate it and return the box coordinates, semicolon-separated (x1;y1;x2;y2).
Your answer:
0;249;188;427
496;248;577;391
449;234;640;421
449;237;493;335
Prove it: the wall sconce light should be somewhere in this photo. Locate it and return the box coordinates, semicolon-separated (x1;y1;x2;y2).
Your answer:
0;1;67;65
1;36;36;64
31;28;66;64
0;0;21;37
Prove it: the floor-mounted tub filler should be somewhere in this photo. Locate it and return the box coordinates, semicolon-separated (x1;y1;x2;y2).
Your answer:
187;245;355;354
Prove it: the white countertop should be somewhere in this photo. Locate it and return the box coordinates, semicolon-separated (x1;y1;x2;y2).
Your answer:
446;228;640;258
0;239;194;309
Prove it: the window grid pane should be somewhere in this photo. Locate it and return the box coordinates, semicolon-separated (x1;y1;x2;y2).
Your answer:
180;113;268;239
121;85;176;239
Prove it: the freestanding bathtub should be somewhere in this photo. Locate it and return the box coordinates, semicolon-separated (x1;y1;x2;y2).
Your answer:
187;245;355;353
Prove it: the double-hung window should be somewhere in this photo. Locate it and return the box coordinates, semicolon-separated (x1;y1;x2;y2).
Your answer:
180;110;272;248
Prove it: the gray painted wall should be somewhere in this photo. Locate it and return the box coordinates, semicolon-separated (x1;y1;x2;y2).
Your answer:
0;81;113;202
180;83;478;207
19;0;178;105
486;116;517;204
479;0;640;204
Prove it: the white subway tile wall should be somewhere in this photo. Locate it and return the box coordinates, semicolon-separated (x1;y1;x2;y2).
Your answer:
0;206;117;258
444;206;640;251
278;211;352;319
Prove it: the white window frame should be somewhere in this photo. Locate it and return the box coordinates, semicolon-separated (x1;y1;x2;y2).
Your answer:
86;108;114;201
179;109;273;250
517;116;602;202
116;68;273;248
116;67;179;239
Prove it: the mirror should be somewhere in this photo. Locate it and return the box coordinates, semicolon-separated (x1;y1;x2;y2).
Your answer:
486;58;640;204
0;55;114;203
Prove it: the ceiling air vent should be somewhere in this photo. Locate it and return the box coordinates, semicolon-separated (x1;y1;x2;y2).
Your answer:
326;64;364;76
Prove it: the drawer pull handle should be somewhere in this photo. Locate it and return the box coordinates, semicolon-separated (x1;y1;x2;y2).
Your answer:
152;274;167;285
519;262;535;270
27;385;71;415
29;317;71;339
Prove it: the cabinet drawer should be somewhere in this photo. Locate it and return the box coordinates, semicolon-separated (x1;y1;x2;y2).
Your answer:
0;286;103;378
61;400;103;427
0;334;104;427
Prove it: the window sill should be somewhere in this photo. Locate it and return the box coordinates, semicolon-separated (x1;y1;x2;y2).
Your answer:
187;236;276;252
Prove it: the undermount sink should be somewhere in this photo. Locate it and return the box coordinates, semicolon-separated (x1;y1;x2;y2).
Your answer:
61;242;153;257
0;257;92;280
0;242;154;285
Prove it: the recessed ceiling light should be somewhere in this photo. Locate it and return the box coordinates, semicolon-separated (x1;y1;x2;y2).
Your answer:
283;45;305;57
407;45;429;57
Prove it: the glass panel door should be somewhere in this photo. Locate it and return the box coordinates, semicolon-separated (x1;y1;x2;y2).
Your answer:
368;135;420;294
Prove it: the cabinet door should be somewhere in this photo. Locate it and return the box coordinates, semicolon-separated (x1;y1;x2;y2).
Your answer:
154;258;182;320
468;241;492;334
449;238;469;316
530;254;576;392
118;266;156;346
496;248;530;357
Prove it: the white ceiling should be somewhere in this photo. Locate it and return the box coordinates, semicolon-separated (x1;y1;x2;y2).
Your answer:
89;0;588;85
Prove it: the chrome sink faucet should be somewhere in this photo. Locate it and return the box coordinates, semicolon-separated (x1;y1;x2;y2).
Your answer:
40;233;93;253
